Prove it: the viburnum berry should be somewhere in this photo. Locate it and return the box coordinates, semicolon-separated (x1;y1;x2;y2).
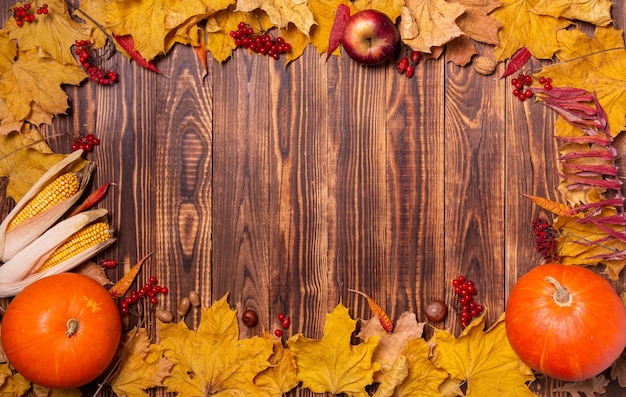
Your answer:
230;22;290;60
118;275;169;316
532;218;561;263
74;40;119;85
12;2;47;26
452;275;483;327
510;71;547;100
71;133;101;154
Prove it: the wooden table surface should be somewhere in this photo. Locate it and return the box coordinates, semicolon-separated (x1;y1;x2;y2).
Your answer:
1;2;625;396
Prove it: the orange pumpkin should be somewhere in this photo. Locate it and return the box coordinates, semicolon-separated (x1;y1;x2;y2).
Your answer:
505;263;626;381
1;273;122;389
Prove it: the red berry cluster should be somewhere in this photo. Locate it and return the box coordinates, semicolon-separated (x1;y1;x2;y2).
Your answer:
396;50;421;78
532;218;561;263
71;133;100;153
74;40;119;85
230;22;291;60
453;275;483;328
274;312;291;337
12;3;48;26
538;76;553;90
119;276;169;315
511;73;534;101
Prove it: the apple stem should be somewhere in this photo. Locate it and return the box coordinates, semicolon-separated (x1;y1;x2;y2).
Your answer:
66;318;80;337
545;276;573;307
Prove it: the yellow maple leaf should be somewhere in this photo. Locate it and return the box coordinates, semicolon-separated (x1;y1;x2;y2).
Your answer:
357;311;424;383
389;338;450;397
400;0;466;54
79;0;233;61
254;333;299;396
158;294;274;396
286;302;381;397
0;364;30;396
4;0;92;65
376;357;411;397
0;127;82;202
0;49;86;131
556;25;625;62
354;0;404;21
491;0;571;61
236;0;316;36
109;328;173;397
531;0;612;26
430;314;536;397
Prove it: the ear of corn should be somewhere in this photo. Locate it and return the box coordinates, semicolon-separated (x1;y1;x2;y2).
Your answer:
0;209;111;287
0;150;94;262
7;173;80;230
36;221;113;273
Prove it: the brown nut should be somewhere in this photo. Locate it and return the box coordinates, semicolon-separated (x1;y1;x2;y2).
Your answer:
473;56;497;76
156;309;173;323
241;309;259;327
189;291;201;307
425;300;448;322
177;297;191;316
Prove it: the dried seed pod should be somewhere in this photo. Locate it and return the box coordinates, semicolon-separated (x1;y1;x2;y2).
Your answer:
177;297;191;316
189;291;201;307
156;309;173;323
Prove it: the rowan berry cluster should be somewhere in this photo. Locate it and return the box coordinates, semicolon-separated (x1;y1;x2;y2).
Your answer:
230;22;291;60
74;40;119;85
396;50;421;78
453;275;483;328
532;218;561;263
71;133;100;153
119;276;169;315
12;3;48;26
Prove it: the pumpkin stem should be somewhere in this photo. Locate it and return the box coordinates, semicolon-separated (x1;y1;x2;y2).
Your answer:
545;276;573;307
66;318;80;337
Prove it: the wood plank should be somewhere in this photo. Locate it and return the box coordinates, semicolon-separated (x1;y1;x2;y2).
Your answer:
211;49;272;330
444;57;506;327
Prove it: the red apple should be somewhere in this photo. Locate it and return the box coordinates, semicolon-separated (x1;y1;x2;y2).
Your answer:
341;9;400;65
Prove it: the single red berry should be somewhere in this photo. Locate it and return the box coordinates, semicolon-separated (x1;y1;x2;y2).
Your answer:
410;50;421;64
274;329;283;337
405;64;415;78
149;276;158;284
278;313;285;321
281;316;291;329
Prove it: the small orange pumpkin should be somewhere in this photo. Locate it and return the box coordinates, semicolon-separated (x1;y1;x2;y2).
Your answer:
1;273;122;389
505;263;626;381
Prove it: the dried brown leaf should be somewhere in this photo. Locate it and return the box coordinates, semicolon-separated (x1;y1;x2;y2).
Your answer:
553;375;609;397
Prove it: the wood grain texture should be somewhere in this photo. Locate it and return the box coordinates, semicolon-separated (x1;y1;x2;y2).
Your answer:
0;1;625;395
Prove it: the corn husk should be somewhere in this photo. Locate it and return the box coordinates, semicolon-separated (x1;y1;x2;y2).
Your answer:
0;209;115;297
0;150;94;262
